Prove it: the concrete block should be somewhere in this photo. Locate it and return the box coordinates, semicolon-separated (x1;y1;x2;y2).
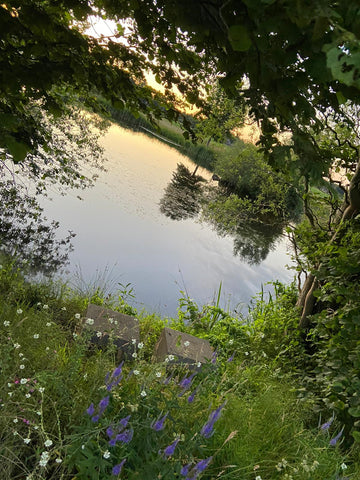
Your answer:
82;304;140;354
153;327;213;365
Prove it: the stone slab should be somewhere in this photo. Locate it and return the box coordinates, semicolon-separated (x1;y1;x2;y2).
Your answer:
82;304;140;354
153;327;213;365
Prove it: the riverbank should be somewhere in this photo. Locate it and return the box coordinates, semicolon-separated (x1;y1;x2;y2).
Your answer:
1;257;358;479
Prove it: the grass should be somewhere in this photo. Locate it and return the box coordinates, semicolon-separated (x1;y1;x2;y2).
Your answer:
0;257;358;479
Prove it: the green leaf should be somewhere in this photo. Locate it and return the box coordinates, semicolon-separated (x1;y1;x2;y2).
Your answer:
348;407;360;418
352;430;360;442
5;137;29;163
228;25;252;52
325;45;360;89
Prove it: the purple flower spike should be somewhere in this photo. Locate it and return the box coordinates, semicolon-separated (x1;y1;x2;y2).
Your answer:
91;415;100;423
107;426;114;438
195;456;212;472
86;403;95;416
99;395;110;414
321;416;334;431
109;438;117;447
112;458;126;476
180;463;192;476
119;415;131;428
201;402;226;438
187;389;197;403
151;413;168;431
211;350;217;364
179;373;196;389
113;361;124;378
163;438;179;457
115;428;133;444
200;420;215;438
227;352;235;362
330;426;344;446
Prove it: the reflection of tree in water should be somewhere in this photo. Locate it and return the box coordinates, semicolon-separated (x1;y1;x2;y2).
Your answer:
159;163;206;220
159;164;284;264
227;219;282;265
0;181;75;275
201;188;284;264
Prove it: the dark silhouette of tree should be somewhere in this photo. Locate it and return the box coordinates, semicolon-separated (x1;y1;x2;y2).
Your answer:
159;163;206;220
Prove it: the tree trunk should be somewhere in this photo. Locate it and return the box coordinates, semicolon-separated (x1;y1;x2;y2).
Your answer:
297;159;360;329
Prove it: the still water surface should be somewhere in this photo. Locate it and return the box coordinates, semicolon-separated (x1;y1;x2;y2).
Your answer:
42;124;293;316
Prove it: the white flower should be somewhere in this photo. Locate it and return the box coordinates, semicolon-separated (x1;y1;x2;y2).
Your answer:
19;353;24;357
197;362;201;368
140;390;147;397
0;264;2;268
13;430;18;435
255;476;262;480
20;378;27;385
184;341;190;347
96;331;102;338
229;339;234;345
3;321;10;327
45;347;50;351
114;320;118;325
133;370;140;375
33;426;39;430
155;371;162;377
103;450;111;459
138;342;144;349
13;418;18;423
39;387;45;393
55;458;62;464
131;338;137;344
74;313;81;319
81;444;85;450
13;343;20;349
16;309;23;314
340;463;347;470
23;438;31;444
132;352;137;358
33;334;39;339
61;306;67;311
8;392;13;397
44;439;53;447
73;333;78;339
46;322;52;327
245;351;249;356
20;364;25;369
43;305;49;310
36;410;41;416
83;373;88;379
108;317;114;323
25;393;31;398
39;451;50;467
7;382;11;387
259;332;265;339
86;318;94;325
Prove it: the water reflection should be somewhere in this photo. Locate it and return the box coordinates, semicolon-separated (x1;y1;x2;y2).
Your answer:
159;164;206;220
159;164;284;265
0;180;74;274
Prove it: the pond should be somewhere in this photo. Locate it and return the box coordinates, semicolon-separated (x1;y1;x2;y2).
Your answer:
40;124;294;316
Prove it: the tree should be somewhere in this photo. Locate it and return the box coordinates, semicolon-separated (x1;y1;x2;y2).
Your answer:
195;81;246;146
